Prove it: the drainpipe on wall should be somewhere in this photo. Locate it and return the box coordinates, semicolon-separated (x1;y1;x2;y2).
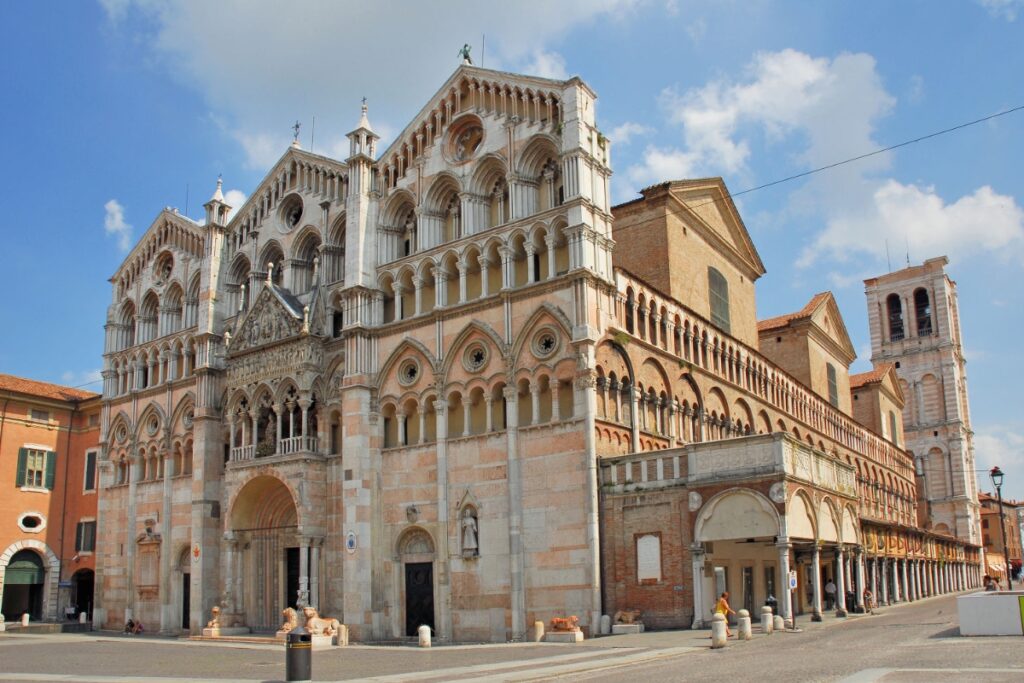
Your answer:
57;400;80;615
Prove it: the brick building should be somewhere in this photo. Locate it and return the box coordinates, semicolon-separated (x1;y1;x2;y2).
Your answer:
0;374;100;622
979;492;1022;583
95;63;981;640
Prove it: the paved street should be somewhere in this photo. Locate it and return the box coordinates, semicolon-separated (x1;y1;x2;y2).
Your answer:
1;594;1021;682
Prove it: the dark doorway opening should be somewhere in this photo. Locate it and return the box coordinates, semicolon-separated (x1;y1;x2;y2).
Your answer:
181;573;191;630
405;562;434;636
286;547;300;609
2;550;45;621
72;569;94;619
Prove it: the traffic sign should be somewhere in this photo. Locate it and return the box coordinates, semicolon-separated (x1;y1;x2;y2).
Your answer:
789;570;798;590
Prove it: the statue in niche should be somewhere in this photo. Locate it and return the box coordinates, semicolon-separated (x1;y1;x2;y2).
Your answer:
461;507;478;557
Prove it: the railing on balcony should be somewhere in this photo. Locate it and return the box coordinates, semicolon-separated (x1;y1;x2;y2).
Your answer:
278;435;318;455
229;436;319;463
230;444;255;462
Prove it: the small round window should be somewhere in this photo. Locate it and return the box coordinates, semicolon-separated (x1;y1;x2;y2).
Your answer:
146;415;160;436
18;513;46;533
532;327;559;360
115;424;128;443
398;359;420;386
279;194;304;231
462;342;490;373
183;409;194;429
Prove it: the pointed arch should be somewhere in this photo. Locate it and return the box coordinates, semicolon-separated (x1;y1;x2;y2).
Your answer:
439;320;509;380
510;302;574;367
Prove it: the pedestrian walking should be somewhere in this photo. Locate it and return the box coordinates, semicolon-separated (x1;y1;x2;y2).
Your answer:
863;587;874;614
715;591;737;637
824;578;837;610
984;575;998;592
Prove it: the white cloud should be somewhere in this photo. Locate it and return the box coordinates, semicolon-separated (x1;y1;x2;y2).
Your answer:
978;0;1022;21
224;189;247;221
525;50;569;80
907;74;925;104
798;181;1024;268
623;145;700;197
101;0;636;167
104;199;132;251
623;49;895;196
610;121;653;146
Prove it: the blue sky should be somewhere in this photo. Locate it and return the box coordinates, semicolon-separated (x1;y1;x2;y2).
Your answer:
1;1;1022;496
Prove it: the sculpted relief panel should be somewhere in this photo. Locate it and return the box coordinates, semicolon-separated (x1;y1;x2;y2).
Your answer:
227;340;324;387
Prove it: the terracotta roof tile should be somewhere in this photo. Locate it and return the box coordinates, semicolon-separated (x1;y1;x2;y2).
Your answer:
757;292;831;333
850;364;895;389
0;373;99;403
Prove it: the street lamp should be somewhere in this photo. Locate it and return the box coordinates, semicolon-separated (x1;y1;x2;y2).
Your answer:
990;466;1010;591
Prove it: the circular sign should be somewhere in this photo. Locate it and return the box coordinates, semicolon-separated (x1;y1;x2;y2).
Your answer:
345;531;357;554
192;543;201;563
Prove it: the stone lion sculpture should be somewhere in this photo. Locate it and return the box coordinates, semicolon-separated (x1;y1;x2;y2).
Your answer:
302;607;340;636
278;607;298;633
614;609;642;625
549;616;580;632
206;605;221;629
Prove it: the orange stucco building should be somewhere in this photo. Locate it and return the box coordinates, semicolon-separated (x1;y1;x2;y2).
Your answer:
0;374;100;622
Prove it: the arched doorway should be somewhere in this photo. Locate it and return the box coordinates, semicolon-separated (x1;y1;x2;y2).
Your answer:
230;475;300;632
71;569;95;619
693;489;781;627
398;528;435;636
2;550;46;620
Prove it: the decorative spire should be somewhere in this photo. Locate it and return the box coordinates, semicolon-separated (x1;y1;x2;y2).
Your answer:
210;174;224;203
358;97;373;132
291;120;301;148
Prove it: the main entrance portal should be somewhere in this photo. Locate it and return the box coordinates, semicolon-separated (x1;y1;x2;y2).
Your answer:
229;475;301;632
405;562;434;636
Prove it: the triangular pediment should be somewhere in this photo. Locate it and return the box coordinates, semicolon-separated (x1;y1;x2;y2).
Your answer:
224;146;348;234
876;365;906;404
378;64;579;168
110;209;204;282
665;178;766;281
227;283;305;355
807;293;857;366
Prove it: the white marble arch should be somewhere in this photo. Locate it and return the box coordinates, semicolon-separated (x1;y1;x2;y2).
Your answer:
695;488;780;542
818;498;841;544
841;505;859;545
787;490;817;541
0;539;61;621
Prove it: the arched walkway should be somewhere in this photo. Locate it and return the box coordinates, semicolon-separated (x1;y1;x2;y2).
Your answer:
0;540;60;621
692;489;781;627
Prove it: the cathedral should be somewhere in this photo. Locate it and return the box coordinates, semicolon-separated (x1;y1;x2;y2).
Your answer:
94;63;981;641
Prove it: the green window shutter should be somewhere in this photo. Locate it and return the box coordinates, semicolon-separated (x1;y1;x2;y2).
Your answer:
86;522;96;551
44;451;57;490
75;522;84;552
16;448;27;487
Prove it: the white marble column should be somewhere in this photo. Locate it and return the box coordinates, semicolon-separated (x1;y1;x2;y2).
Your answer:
811;546;823;620
835;547;847;616
778;541;793;621
855;549;866;611
692;544;708;628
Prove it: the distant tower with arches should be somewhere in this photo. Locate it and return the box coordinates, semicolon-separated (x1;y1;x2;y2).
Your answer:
864;256;981;544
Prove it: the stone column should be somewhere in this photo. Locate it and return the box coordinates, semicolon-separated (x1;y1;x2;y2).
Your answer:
310;539;321;609
530;383;541;426
629;389;641;453
484;395;493;433
778;541;793;621
413;276;423;316
418;408;426;445
855;548;866;611
457;259;468;303
393;282;406;319
298;538;309;607
273;403;283;445
545;235;557;279
811;545;823;621
551;380;561;421
462;399;471;437
478;255;490;298
503;387;525;637
835;547;847;616
396;407;407;446
871;557;879;603
892;559;901;603
524;243;536;283
299;397;311;440
880;558;889;605
909;560;918;600
692;544;708;628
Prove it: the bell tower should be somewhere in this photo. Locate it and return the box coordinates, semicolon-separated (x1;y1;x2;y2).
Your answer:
344;99;381;291
864;256;980;544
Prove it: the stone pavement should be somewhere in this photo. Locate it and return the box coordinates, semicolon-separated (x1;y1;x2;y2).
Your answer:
1;593;1019;682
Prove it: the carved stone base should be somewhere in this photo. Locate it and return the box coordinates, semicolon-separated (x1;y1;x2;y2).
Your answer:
612;623;644;634
545;631;584;643
311;633;338;649
202;627;250;637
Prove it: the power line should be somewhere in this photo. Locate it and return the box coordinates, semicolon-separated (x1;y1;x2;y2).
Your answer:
618;103;1024;217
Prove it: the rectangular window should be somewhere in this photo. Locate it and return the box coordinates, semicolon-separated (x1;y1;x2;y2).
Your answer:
30;409;49;421
709;268;731;334
888;412;899;446
827;364;839;407
84;450;98;492
88;413;100;427
76;520;96;552
16;448;56;489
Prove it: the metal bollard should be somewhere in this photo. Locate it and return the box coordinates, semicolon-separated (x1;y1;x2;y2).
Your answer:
285;627;312;683
418;624;431;648
737;609;752;640
710;613;727;648
761;606;773;635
